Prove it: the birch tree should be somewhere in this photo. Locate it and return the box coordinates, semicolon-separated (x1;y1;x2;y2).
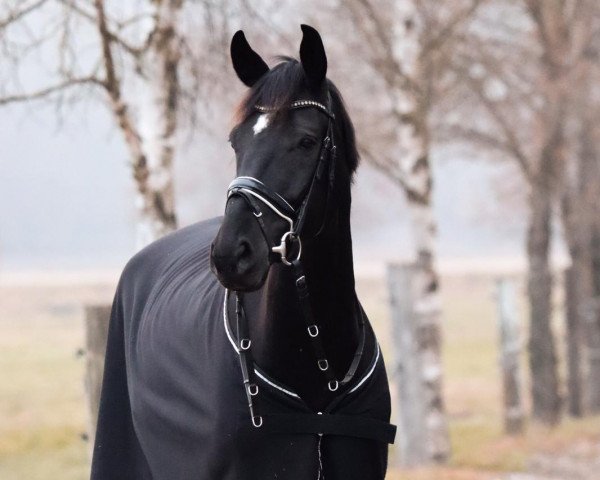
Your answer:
521;0;570;426
561;15;600;412
527;0;600;416
328;0;483;464
0;0;257;247
448;0;600;424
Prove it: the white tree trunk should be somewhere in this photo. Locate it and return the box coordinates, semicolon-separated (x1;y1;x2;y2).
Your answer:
94;0;181;250
389;0;450;465
136;0;182;248
496;278;525;434
389;264;448;466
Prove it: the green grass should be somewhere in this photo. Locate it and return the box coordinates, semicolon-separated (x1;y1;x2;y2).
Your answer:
0;274;598;479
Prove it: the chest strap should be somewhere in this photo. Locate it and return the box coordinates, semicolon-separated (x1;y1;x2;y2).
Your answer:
255;413;396;444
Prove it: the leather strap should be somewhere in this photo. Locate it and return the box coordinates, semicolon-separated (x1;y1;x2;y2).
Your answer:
292;259;339;391
235;293;262;428
293;129;334;237
228;176;296;219
291;259;366;391
258;413;397;444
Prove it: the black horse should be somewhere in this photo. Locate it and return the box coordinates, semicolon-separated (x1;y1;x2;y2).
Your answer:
91;25;395;480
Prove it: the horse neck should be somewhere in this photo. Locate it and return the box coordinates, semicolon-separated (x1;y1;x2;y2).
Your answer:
246;195;359;407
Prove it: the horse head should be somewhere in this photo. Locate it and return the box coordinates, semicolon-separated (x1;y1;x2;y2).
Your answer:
211;25;358;292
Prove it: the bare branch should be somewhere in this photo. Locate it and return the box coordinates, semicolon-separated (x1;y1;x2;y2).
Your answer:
237;0;294;50
113;11;153;30
93;0;148;203
466;74;532;180
441;123;518;157
358;141;426;202
0;75;102;105
0;0;49;29
57;0;144;59
420;0;484;56
93;0;121;99
353;0;420;93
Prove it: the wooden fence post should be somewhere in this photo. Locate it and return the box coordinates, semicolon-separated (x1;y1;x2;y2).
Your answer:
495;278;525;434
388;263;449;466
83;304;111;454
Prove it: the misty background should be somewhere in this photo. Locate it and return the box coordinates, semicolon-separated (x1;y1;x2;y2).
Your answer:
3;1;600;479
0;98;526;271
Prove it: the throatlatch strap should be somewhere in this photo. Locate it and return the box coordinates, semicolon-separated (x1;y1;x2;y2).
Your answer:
258;413;397;444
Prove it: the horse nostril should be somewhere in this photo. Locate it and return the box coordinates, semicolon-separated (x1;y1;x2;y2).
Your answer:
236;240;252;260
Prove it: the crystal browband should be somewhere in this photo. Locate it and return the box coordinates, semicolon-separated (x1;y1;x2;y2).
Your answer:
255;100;334;119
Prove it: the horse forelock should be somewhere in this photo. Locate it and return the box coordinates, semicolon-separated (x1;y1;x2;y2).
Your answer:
233;57;304;125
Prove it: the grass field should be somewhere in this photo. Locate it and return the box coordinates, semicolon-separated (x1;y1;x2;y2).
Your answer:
1;271;599;479
0;281;113;480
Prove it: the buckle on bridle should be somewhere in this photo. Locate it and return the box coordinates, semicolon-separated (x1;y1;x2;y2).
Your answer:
272;231;302;266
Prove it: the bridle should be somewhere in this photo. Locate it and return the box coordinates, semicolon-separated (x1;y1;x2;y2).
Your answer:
227;97;337;266
224;95;366;428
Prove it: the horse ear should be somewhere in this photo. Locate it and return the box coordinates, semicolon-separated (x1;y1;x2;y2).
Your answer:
299;24;327;90
230;30;269;87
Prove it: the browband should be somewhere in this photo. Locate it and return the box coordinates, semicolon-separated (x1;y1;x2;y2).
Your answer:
256;99;335;119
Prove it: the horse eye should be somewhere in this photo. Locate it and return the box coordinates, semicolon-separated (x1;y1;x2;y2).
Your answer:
299;136;317;149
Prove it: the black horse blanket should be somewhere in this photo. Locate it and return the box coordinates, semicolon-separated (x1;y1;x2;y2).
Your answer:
91;217;393;480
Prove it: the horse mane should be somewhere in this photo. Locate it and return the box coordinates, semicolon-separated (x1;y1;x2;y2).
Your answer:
233;57;360;176
327;80;359;177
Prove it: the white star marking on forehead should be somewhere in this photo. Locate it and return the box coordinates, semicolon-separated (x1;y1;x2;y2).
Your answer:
253;114;270;135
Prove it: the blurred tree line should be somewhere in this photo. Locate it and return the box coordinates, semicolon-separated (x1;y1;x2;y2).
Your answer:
1;0;599;461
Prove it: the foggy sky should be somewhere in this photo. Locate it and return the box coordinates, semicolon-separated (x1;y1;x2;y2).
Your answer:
0;98;525;271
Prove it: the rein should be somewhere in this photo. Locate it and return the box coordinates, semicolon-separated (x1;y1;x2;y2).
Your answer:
225;96;366;429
